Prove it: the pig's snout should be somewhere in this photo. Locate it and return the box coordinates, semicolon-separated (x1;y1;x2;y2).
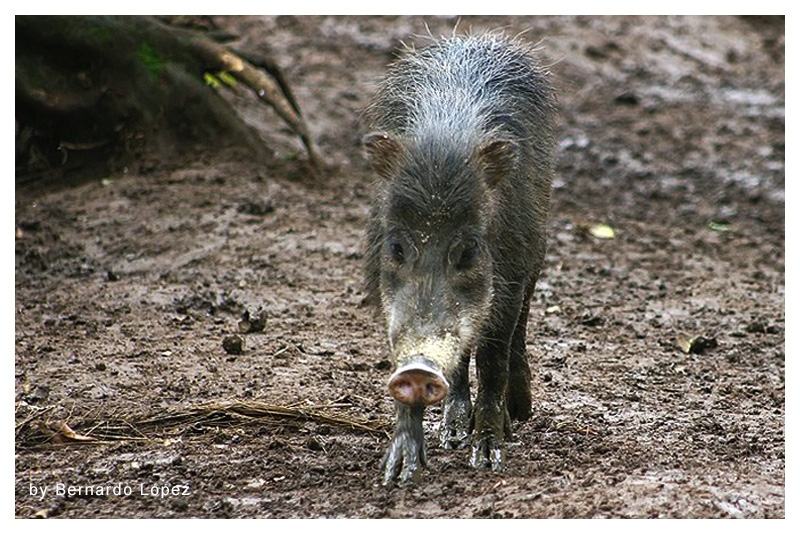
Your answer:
388;361;449;406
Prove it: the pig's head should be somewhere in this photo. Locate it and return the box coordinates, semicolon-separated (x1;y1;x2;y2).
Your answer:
364;131;517;406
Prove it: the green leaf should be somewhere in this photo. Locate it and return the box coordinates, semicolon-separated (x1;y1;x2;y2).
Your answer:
216;71;238;88
589;224;615;240
203;72;222;89
708;220;733;232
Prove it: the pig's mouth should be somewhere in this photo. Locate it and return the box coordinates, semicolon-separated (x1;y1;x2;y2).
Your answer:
388;360;450;406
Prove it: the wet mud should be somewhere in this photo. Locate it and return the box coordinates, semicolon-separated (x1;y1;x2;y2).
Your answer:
15;15;784;518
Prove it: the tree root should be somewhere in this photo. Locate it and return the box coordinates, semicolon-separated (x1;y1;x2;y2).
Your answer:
16;15;322;184
183;32;323;169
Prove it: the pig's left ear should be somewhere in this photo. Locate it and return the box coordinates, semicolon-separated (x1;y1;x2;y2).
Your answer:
363;132;406;179
475;139;517;189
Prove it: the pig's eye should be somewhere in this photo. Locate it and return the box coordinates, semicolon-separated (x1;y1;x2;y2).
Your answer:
451;238;480;270
388;240;405;264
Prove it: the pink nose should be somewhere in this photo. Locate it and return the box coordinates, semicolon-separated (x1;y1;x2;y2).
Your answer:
388;362;449;406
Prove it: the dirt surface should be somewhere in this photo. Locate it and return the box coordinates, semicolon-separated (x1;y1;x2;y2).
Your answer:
15;15;784;518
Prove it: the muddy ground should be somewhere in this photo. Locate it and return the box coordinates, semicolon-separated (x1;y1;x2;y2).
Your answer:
15;15;784;518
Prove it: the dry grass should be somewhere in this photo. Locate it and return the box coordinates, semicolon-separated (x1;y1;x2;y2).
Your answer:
15;398;391;449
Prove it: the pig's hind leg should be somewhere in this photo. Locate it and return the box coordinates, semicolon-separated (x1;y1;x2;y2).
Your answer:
506;285;534;422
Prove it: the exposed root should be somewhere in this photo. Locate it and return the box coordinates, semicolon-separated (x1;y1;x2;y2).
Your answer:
16;15;323;184
182;31;323;169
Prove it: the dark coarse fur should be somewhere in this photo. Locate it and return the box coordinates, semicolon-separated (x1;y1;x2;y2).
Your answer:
364;31;556;324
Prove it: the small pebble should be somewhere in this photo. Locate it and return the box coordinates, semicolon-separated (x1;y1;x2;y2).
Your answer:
223;335;244;355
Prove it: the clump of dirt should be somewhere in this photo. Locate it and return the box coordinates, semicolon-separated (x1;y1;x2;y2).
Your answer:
15;15;783;518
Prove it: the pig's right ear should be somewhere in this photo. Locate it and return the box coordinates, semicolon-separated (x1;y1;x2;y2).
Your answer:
363;132;405;179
